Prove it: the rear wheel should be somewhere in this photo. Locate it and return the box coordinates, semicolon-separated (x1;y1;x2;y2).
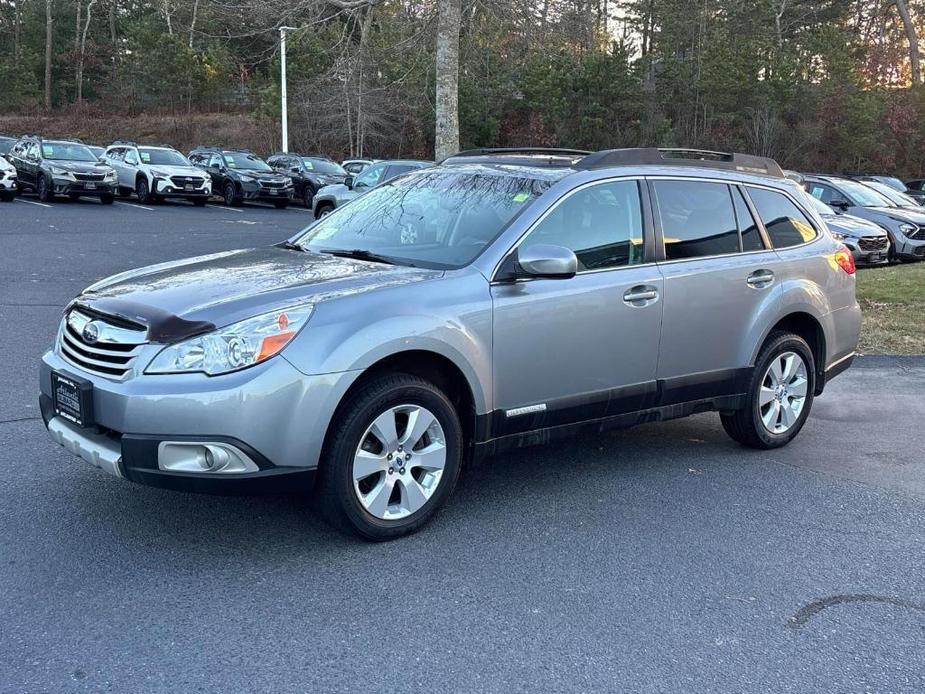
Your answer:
316;373;463;541
721;331;815;449
37;175;54;202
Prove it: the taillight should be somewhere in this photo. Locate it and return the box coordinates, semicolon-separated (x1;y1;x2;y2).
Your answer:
834;245;856;275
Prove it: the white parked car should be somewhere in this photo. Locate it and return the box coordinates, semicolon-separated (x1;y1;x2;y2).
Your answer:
103;142;212;205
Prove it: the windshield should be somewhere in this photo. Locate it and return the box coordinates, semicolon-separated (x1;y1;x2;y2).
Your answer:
302;158;346;175
804;193;834;216
838;179;895;207
875;176;907;191
43;142;97;162
0;140;13;155
864;180;919;207
293;170;551;269
223;152;272;171
139;148;190;166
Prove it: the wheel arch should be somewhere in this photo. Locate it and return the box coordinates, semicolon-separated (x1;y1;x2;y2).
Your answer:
753;311;827;395
320;349;480;466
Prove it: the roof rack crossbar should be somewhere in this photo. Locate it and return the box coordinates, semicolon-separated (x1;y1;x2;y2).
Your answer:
575;147;784;178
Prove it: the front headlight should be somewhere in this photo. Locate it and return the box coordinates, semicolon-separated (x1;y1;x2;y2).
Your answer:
146;304;313;375
49;166;75;180
104;169;117;181
237;174;255;183
829;230;846;241
149;168;169;178
899;223;917;237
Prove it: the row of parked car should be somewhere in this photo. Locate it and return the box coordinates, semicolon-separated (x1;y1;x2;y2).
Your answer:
2;133;925;264
0;134;430;217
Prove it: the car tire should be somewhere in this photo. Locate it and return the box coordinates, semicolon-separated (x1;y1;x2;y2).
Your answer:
720;330;815;450
0;191;14;202
315;202;334;220
223;182;241;207
136;178;152;204
117;186;132;198
192;197;208;207
68;193;81;201
273;200;288;209
99;194;114;205
303;185;315;208
316;373;463;541
37;175;54;202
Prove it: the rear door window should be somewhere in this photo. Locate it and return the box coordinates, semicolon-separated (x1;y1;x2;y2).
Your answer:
747;187;817;248
732;187;764;252
652;180;740;260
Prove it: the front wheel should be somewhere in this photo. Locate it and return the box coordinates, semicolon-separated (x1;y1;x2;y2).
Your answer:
191;197;208;207
721;330;815;449
223;181;241;207
314;202;334;220
273;199;288;209
37;175;54;202
0;191;14;202
316;373;463;540
99;194;114;205
136;178;153;204
302;185;315;208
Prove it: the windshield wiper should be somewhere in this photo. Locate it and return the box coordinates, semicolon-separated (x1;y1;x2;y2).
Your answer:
318;248;402;266
278;240;308;252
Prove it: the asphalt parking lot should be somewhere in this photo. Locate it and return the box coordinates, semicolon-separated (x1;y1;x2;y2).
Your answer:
2;196;925;693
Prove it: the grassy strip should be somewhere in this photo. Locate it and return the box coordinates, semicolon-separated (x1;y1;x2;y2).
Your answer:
856;263;925;355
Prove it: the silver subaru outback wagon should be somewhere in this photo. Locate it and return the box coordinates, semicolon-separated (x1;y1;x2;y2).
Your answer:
40;148;861;540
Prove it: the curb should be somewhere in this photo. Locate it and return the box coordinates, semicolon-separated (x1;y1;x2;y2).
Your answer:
854;354;925;368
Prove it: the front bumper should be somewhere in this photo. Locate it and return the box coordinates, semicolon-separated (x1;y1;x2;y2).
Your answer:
153;177;211;198
842;239;890;266
894;233;925;259
40;348;360;494
54;179;116;196
0;176;16;192
241;181;293;202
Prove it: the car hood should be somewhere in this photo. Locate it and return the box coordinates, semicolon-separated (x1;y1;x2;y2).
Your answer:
308;172;347;185
865;206;925;224
48;160;112;175
74;247;442;336
0;157;14;172
234;168;289;183
823;213;887;237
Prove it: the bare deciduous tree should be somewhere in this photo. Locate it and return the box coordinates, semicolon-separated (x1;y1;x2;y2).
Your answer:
435;0;461;160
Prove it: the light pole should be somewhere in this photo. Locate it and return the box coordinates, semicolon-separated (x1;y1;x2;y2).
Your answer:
279;26;297;153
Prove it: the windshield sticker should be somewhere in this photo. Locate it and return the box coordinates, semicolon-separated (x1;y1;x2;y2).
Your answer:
303;161;314;170
42;145;54;157
140;151;151;163
512;192;530;203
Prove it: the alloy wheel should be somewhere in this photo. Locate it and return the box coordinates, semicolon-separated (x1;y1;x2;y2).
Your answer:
352;404;447;521
758;351;809;434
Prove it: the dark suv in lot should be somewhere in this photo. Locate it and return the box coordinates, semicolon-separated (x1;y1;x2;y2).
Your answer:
8;136;117;203
188;147;293;208
267;152;348;208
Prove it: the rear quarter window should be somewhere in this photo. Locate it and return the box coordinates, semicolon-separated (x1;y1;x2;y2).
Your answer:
747;187;817;249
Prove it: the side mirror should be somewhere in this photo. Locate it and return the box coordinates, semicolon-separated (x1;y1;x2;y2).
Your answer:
515;244;578;279
830;199;850;211
290;166;300;174
344;175;355;189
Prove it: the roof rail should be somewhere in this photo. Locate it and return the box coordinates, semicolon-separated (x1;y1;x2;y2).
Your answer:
441;147;590;163
112;140;137;146
575;148;784;178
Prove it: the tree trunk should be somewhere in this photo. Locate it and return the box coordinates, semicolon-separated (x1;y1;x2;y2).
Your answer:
894;0;921;85
189;0;199;49
77;0;97;103
45;0;53;110
434;0;461;161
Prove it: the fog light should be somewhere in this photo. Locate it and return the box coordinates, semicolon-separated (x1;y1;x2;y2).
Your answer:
157;441;259;474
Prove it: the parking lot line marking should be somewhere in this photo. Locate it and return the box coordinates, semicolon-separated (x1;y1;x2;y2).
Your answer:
15;198;52;208
206;204;243;213
115;201;155;211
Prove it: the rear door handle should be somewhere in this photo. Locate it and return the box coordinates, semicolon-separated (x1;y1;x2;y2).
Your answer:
623;285;659;305
746;270;775;288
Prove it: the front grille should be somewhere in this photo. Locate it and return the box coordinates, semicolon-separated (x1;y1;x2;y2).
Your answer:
74;173;105;182
259;180;287;189
858;236;889;252
57;310;147;380
170;176;205;187
915;246;925;257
